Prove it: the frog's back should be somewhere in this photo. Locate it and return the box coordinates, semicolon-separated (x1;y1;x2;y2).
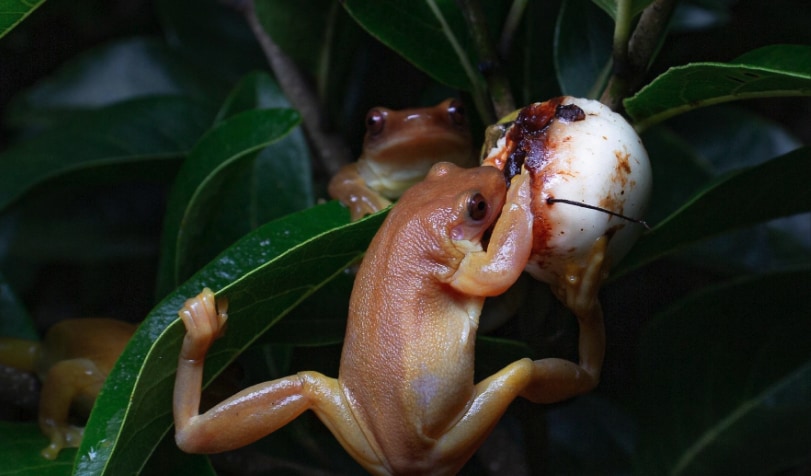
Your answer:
38;318;136;376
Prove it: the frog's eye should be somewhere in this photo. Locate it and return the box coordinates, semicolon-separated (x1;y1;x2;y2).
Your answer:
448;100;466;126
366;109;386;135
466;193;488;221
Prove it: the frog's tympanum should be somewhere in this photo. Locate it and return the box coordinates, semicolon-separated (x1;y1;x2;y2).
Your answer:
482;96;651;331
174;162;605;474
328;99;474;220
0;319;135;459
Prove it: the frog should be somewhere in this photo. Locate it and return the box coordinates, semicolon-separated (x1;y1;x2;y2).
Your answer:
173;162;605;474
328;98;474;221
0;318;136;459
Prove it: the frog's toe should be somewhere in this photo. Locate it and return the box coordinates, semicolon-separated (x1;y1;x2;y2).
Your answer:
40;425;83;460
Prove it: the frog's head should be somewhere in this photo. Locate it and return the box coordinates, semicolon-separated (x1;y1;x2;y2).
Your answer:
393;162;507;253
361;99;473;169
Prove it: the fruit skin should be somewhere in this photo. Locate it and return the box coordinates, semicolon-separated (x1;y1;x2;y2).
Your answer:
481;96;652;286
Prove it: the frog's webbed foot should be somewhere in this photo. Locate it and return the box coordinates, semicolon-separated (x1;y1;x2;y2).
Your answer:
37;357;106;460
518;237;608;404
39;422;83;460
328;164;392;221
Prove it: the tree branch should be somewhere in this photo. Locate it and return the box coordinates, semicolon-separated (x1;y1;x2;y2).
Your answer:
457;0;516;120
243;0;352;176
600;0;677;112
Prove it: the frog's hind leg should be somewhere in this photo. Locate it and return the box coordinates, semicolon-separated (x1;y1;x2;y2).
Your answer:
521;235;609;404
173;289;387;474
38;357;105;459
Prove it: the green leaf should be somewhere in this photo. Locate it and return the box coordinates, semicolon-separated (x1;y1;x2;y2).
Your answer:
178;73;314;288
154;108;301;297
75;202;385;476
616;147;811;275
156;0;265;83
590;0;656;20
636;268;811;475
625;44;811;130
0;422;73;476
342;0;473;90
665;105;801;174
0;96;217;213
254;0;338;78
4;38;225;129
0;0;45;40
554;0;614;98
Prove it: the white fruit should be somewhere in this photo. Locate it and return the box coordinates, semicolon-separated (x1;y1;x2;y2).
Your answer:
481;97;652;285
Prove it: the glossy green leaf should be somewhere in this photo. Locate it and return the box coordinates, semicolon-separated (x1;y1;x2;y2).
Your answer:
0;422;73;476
590;0;656;19
0;0;45;40
637;268;811;475
554;0;614;98
75;202;385;476
0;96;217;213
178;73;314;286
154;108;301;297
616;147;811;275
4;38;224;129
342;0;472;90
625;44;811;130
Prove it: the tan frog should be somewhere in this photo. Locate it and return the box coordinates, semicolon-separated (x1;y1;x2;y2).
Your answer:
0;319;135;459
328;99;473;220
174;163;604;474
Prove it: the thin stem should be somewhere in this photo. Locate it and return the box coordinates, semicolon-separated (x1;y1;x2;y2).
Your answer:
498;0;528;60
456;0;516;119
600;0;677;112
243;0;351;176
613;0;633;66
426;0;494;124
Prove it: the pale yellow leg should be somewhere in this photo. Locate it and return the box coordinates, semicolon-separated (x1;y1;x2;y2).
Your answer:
173;289;387;473
38;358;105;459
521;236;609;403
436;238;609;464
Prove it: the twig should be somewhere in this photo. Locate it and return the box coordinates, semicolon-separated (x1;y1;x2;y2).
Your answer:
599;0;677;112
456;0;516;119
425;0;494;124
497;0;528;60
243;0;352;176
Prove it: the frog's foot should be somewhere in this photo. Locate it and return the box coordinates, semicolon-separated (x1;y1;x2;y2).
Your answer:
39;422;83;460
346;193;391;221
178;288;228;363
554;235;609;322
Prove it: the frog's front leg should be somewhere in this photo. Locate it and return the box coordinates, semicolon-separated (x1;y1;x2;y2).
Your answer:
328;163;392;221
173;289;387;474
450;172;534;296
